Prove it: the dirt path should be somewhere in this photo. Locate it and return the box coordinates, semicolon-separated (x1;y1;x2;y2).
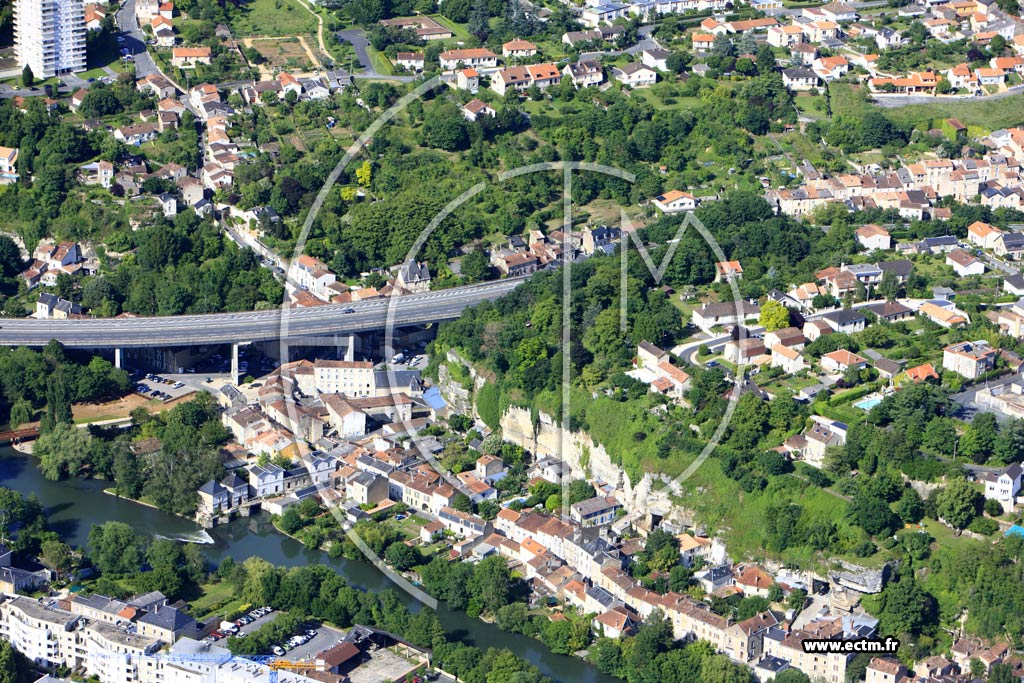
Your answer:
242;35;322;76
291;0;329;61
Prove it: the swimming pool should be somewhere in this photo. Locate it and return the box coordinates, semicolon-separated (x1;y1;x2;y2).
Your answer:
854;396;883;411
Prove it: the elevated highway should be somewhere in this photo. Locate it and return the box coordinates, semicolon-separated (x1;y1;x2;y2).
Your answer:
0;279;525;348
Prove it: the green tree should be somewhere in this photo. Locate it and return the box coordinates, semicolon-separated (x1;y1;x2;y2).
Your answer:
355;160;372;188
895;487;924;524
984;498;1005;517
700;653;749;683
385;541;422;571
451;492;473;513
35;422;93;481
470;555;513;613
963;412;998;463
773;670;810;683
877;574;936;636
936;478;979;530
88;521;142;578
990;663;1017;683
494;602;531;633
422;101;469;151
849;490;899;536
922;417;957;456
566;479;595;505
40;539;74;573
21;65;33;88
879;270;900;301
759;299;790;331
787;588;807;612
40;366;74;434
8;398;32;430
113;444;144;499
0;640;20;683
460;249;492;283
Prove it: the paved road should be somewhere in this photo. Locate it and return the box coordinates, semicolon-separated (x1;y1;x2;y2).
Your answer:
335;30;374;74
332;28;437;82
116;0;159;79
980;250;1017;276
0;278;526;347
581;24;659;60
873;84;1024;108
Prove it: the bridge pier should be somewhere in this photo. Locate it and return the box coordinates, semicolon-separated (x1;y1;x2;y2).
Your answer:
230;343;239;386
114;348;122;369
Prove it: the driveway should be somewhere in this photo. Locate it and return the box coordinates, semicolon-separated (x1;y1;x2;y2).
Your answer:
980;251;1016;276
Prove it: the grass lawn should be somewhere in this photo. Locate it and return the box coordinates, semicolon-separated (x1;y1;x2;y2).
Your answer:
365;46;395;76
814;400;865;426
831;82;1024;132
794;93;826;118
230;0;317;37
428;14;473;43
392;514;429;540
190;580;250;620
885;93;1024;132
628;87;704;111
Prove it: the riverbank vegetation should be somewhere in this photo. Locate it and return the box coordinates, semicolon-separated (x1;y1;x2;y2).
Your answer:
0;341;130;431
25;387;229;518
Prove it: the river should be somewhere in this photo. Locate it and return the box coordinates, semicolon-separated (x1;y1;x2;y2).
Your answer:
0;448;616;683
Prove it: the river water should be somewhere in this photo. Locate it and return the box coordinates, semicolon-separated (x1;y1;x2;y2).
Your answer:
0;448;615;683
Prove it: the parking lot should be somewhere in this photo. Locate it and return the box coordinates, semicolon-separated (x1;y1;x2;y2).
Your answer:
277;624;346;662
132;372;196;402
235;609;279;636
206;607;278;644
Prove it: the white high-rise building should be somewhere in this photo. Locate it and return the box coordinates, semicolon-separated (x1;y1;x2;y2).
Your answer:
14;0;86;79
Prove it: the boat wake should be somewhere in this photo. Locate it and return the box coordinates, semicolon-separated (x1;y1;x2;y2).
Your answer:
155;530;215;545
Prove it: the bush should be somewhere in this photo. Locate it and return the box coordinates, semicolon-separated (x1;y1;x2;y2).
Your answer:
475;383;501;430
984;498;1005;518
968;516;1000;536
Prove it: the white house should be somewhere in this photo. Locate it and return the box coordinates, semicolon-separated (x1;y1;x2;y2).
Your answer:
980;464;1022;512
463;99;496;121
691;301;760;333
394;52;424;71
771;343;805;374
782;67;818;91
855;224;891;251
439;48;498;70
171;46;211;68
652;189;697;213
946;249;985;276
821;349;867;373
563;60;604;88
613;63;657;88
641;48;672;71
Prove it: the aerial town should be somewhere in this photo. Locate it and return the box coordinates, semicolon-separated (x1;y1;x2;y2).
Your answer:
3;0;1024;678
